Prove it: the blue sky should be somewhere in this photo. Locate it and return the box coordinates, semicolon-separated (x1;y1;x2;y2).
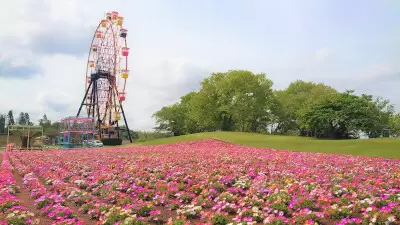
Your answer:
0;0;399;130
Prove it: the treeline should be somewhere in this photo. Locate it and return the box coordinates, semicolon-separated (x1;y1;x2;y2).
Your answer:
118;126;173;142
153;70;400;139
0;111;59;137
0;110;36;134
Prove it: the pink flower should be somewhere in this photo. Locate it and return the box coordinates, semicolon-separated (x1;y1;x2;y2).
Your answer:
243;217;253;222
4;140;400;224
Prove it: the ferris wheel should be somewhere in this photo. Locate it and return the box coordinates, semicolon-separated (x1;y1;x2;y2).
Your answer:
77;11;132;145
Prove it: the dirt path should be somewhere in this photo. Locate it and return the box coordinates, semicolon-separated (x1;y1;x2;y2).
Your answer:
13;171;53;224
9;154;97;225
1;152;51;224
39;177;98;225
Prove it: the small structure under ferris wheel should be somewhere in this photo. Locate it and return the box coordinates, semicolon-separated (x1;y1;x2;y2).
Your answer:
77;11;133;145
58;116;98;149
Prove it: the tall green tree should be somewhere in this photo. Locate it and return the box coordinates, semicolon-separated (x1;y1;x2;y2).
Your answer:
38;114;51;128
7;110;15;127
0;114;6;134
180;92;201;133
18;112;26;125
24;112;33;125
153;92;201;136
188;72;226;132
17;112;33;126
153;103;186;136
274;80;337;135
215;70;275;132
270;90;298;134
358;95;394;138
187;70;275;132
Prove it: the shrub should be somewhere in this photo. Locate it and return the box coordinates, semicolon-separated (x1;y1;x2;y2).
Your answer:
6;217;26;225
270;202;289;215
36;198;51;209
137;205;153;217
212;214;230;225
328;207;351;219
172;219;185;225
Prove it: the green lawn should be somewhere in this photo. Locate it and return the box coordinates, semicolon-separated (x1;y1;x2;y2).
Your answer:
130;132;400;159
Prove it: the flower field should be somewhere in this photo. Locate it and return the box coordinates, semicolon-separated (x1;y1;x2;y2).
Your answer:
1;139;400;225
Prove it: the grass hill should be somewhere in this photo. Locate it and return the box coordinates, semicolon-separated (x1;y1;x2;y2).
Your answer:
129;132;400;159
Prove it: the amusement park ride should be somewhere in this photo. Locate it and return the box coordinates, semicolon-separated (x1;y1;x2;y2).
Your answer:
60;11;133;148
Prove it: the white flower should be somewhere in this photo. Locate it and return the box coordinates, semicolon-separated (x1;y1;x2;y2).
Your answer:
387;215;395;222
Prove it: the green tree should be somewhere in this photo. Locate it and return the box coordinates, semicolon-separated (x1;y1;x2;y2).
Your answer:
0;114;6;134
51;121;61;129
18;112;26;125
153;92;201;136
153;103;186;136
357;95;394;138
38;114;51;129
270;90;298;134
216;70;275;132
180;92;201;133
7;110;15;127
24;112;33;125
42;121;61;140
188;72;226;132
187;70;275;132
118;125;139;140
274;80;337;135
389;114;400;136
44;127;58;138
302;90;393;139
